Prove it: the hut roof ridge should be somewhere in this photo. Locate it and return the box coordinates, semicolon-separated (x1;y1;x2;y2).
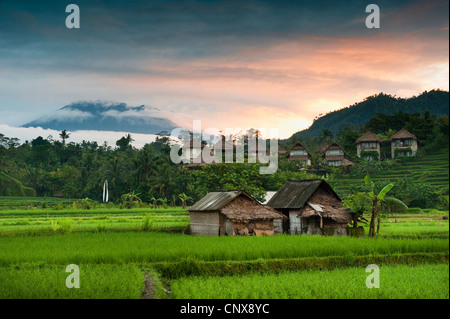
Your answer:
355;131;383;144
389;128;418;140
267;179;341;209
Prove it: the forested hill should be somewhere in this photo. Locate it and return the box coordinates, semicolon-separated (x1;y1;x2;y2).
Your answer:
289;89;449;140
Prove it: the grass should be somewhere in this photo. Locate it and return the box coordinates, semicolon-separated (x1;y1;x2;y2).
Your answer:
0;207;190;236
0;232;448;265
171;264;449;299
0;197;447;299
0;263;144;299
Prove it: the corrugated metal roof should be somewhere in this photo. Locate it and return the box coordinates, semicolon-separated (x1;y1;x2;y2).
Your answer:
259;191;277;205
189;191;241;211
267;179;341;209
307;202;324;212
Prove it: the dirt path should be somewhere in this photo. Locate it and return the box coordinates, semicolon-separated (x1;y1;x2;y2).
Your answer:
141;272;156;299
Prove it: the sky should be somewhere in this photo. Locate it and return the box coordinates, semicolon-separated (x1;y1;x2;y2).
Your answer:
0;0;448;140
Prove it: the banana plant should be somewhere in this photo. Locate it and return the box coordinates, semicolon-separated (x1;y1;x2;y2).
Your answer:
364;175;406;237
120;191;142;209
179;193;193;209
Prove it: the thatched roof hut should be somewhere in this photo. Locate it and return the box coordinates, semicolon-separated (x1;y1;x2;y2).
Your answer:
189;190;286;236
389;128;419;158
317;142;354;167
355;131;382;144
389;128;417;141
267;179;352;236
287;141;312;165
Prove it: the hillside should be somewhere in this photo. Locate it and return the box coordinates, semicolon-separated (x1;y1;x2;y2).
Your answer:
290;90;449;140
0;172;36;197
334;150;449;197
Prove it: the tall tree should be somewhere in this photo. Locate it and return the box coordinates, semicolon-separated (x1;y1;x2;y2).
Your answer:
59;130;70;145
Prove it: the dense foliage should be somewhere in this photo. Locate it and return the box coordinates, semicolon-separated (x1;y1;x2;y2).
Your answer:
1;92;448;209
290;89;449;140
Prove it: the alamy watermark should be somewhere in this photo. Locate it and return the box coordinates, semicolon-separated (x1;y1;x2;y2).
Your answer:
66;264;80;289
365;264;380;288
365;4;380;29
169;121;279;174
65;4;80;29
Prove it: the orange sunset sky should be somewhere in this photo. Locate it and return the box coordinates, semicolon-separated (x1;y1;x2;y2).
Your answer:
0;0;448;138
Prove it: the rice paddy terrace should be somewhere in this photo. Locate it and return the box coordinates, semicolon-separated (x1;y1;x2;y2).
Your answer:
335;150;449;196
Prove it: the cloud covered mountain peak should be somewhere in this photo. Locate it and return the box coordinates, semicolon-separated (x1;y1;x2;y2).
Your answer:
22;101;178;134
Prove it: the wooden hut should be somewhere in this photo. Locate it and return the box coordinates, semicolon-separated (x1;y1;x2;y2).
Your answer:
355;131;383;160
287;141;312;166
277;146;288;156
189;190;286;236
389;128;418;158
318;142;354;167
267;179;352;236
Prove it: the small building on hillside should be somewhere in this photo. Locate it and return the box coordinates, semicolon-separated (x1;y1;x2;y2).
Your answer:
189;190;286;236
389;128;418;158
287;141;312;166
278;146;288;156
267;179;352;236
355;131;383;160
318;142;354;167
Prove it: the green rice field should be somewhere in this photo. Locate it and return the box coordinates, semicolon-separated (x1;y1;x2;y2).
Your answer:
0;196;448;299
335;151;449;195
171;264;449;299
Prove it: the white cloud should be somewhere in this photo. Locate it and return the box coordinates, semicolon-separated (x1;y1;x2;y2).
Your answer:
0;124;159;149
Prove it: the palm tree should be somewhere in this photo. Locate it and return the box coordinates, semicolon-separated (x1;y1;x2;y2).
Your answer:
149;162;176;199
59;130;70;145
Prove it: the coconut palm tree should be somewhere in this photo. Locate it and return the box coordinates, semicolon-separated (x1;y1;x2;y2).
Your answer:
59;130;70;145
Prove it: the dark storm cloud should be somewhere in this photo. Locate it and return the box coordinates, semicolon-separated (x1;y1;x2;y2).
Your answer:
0;0;448;135
1;0;447;73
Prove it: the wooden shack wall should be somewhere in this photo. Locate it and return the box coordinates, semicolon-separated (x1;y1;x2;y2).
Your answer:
304;186;348;236
231;219;274;236
288;209;302;234
273;218;283;234
189;211;220;236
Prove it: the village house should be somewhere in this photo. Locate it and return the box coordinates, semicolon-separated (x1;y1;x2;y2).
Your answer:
318;142;354;167
189;190;286;236
287;141;312;166
389;128;418;158
277;146;288;156
355;131;383;160
267;179;352;236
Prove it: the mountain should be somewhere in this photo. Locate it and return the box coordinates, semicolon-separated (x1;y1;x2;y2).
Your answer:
289;89;449;140
22;101;179;134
